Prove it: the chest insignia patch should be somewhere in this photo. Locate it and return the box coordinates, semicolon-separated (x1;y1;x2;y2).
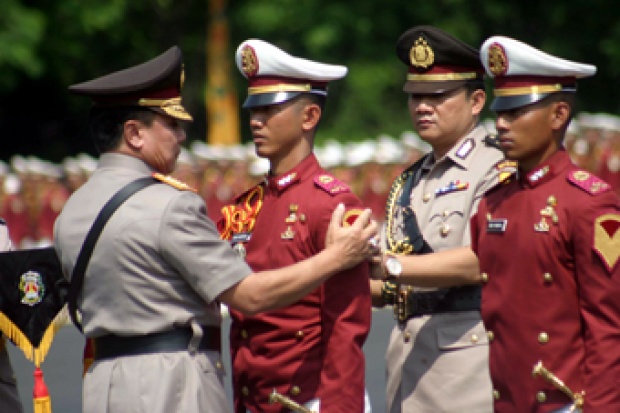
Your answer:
456;138;475;159
152;173;197;192
594;214;620;272
219;185;264;242
314;174;350;195
568;171;611;195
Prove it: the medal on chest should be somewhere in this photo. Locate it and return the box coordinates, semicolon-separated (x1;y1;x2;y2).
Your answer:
534;195;559;233
281;203;307;240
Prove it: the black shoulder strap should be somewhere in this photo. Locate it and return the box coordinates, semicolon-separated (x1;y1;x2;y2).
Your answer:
397;154;434;254
398;153;430;208
68;176;158;331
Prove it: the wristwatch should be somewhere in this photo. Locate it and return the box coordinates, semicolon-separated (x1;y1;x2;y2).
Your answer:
384;255;402;280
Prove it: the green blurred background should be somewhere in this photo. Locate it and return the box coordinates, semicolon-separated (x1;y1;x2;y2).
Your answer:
1;0;619;161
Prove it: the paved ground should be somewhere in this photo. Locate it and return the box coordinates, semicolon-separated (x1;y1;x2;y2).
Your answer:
8;308;395;412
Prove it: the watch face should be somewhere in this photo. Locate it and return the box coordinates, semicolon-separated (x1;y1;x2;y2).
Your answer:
386;257;402;277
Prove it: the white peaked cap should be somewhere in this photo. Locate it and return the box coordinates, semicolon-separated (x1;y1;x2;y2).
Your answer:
480;35;596;111
236;39;347;108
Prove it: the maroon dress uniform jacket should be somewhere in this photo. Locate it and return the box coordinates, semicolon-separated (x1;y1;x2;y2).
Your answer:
219;154;371;413
471;150;620;412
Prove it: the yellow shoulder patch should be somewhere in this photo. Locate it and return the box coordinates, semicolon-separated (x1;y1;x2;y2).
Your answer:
152;173;197;192
594;214;620;273
343;208;364;227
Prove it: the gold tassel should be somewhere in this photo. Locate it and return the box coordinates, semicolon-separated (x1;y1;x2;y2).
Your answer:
33;367;52;413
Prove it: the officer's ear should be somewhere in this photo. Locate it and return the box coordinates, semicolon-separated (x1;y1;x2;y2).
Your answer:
469;89;486;116
123;119;145;150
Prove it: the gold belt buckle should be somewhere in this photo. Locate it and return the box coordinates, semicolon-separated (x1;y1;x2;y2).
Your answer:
395;289;410;322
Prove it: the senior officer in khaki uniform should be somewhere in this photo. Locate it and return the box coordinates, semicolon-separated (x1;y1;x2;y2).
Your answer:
0;221;23;413
54;46;377;413
370;26;513;413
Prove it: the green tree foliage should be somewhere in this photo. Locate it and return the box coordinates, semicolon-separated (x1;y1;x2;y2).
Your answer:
1;0;620;159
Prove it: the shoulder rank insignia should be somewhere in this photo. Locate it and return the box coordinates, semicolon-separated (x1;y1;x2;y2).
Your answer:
567;170;611;195
314;174;350;195
343;209;363;227
496;160;518;184
152;173;197;192
456;138;475;159
594;214;620;272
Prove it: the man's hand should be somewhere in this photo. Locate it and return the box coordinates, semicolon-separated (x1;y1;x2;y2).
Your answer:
325;204;378;270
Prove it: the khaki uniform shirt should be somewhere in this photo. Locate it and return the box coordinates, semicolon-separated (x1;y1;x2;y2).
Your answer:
385;124;506;413
54;153;252;413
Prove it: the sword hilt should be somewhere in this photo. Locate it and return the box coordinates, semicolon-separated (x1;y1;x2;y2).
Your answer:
269;389;315;413
532;361;585;410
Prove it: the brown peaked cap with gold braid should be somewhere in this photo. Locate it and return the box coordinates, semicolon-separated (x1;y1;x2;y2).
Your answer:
69;46;192;121
396;25;484;95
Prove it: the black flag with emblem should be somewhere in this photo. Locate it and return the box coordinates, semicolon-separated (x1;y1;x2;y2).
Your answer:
0;247;68;366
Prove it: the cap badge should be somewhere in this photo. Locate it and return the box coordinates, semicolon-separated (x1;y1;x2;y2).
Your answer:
488;42;508;76
240;44;259;77
409;36;434;69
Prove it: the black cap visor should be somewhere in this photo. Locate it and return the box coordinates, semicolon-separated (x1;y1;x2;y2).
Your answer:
490;93;553;112
242;91;302;109
403;79;469;95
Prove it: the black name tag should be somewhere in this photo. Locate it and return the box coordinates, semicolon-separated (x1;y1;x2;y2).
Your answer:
487;219;507;233
231;232;252;243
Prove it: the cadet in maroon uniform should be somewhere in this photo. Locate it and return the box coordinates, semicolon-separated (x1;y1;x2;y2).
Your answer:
371;36;620;413
219;39;371;413
470;36;620;412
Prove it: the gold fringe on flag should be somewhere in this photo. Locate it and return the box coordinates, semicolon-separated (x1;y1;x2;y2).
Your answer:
0;304;67;367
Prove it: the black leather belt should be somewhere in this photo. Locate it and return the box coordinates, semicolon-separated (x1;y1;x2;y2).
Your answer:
394;285;481;322
93;326;221;361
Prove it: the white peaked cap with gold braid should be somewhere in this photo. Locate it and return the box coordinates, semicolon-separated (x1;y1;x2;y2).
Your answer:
236;38;347;108
480;35;596;111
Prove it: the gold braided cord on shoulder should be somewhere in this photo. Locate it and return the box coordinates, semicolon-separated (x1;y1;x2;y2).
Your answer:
385;171;414;255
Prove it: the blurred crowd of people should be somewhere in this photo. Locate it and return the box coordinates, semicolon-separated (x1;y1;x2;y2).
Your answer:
1;112;619;250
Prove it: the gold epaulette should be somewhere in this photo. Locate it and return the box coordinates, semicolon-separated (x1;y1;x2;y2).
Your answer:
152;173;197;192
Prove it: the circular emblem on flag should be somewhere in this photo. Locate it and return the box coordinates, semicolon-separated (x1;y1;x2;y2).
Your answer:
19;271;45;306
241;44;259;77
410;36;434;69
488;43;508;76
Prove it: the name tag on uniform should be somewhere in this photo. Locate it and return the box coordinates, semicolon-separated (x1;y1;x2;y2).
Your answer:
487;219;507;233
231;232;252;243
